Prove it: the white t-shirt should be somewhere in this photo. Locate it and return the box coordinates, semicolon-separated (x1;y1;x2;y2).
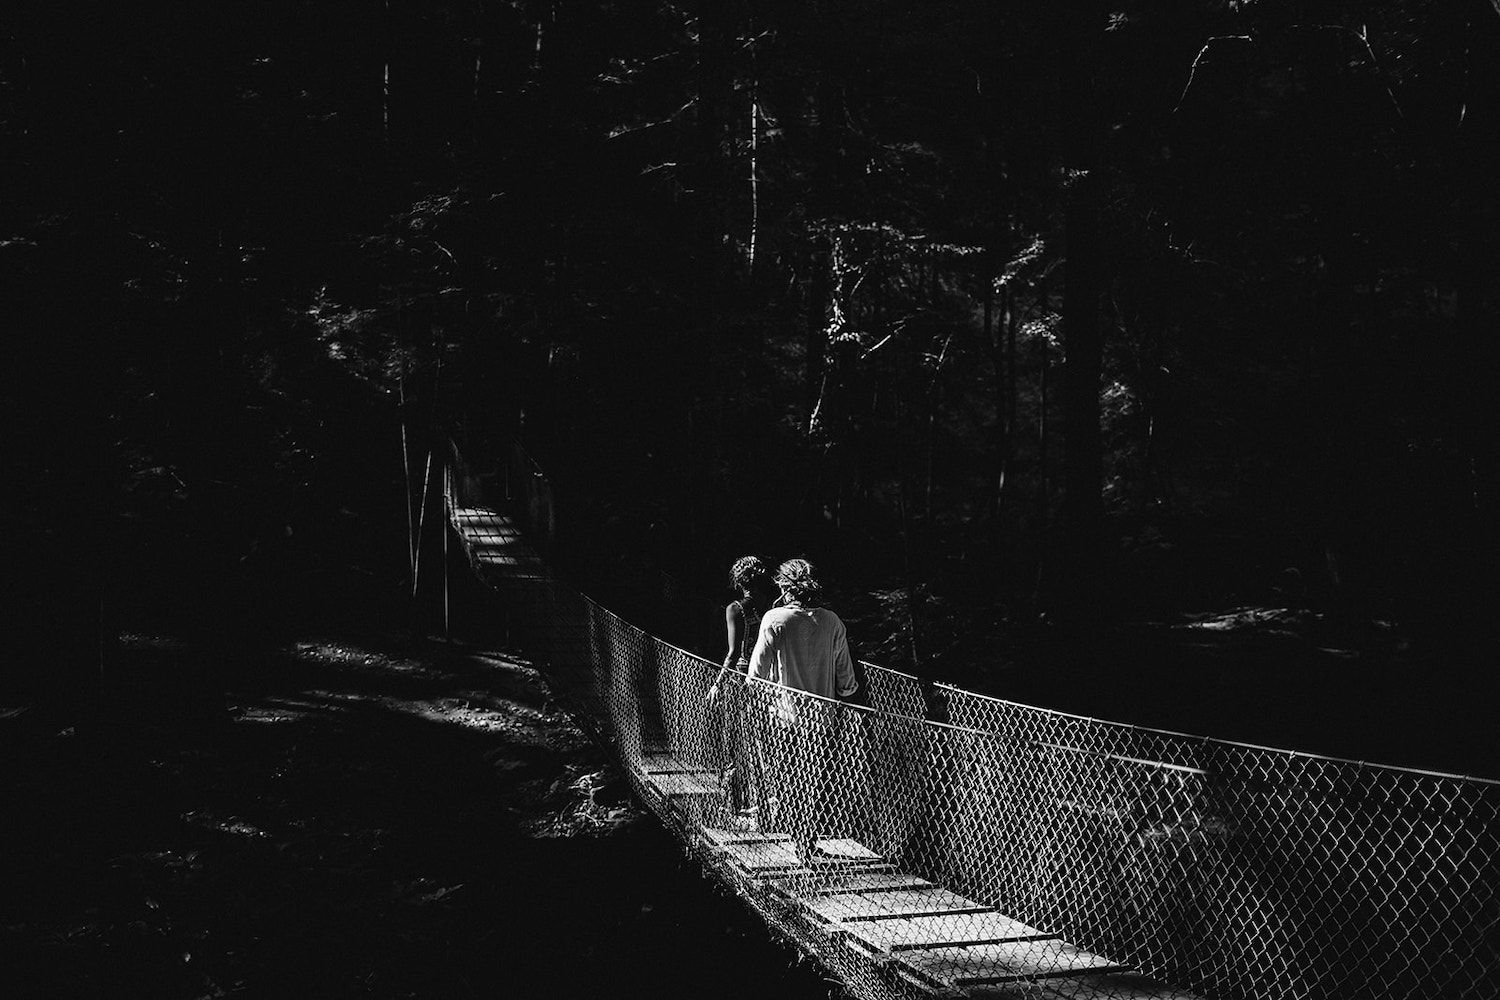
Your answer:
748;603;858;700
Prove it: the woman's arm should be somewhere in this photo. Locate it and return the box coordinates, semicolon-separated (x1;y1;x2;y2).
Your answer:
708;602;744;704
722;601;745;673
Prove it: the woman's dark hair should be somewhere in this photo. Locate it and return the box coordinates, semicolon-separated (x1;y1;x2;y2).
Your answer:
730;555;769;593
773;558;822;604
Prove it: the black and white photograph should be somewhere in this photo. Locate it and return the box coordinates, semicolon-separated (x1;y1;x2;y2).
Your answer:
3;2;1498;998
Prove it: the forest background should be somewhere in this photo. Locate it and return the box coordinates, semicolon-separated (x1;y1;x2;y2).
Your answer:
4;0;1499;776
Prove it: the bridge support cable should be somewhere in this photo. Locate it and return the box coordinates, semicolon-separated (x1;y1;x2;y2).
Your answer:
444;441;1500;1000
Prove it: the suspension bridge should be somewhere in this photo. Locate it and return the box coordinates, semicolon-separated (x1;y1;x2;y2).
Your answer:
444;442;1499;1000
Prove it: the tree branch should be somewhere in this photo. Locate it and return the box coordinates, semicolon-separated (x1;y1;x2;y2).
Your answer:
1173;35;1254;115
1290;23;1405;121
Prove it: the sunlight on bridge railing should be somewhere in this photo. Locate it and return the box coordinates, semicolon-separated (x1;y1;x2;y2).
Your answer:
445;443;1500;1000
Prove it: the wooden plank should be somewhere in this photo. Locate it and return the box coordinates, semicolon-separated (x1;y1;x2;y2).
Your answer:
808;887;989;923
462;537;530;550
700;828;791;849
463;538;514;550
722;839;804;871
896;939;1121;989
639;754;709;776
456;516;518;530
467;530;526;543
841;911;1052;954
466;538;526;549
479;541;531;552
751;865;898;893
451;514;508;529
740;839;890;882
644;771;724;797
811;838;881;860
476;559;547;576
787;870;931;895
454;514;518;528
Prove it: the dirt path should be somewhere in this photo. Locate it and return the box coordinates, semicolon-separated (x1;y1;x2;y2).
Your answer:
1;634;842;999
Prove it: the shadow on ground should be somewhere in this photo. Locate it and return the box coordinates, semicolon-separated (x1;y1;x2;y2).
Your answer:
0;634;843;1000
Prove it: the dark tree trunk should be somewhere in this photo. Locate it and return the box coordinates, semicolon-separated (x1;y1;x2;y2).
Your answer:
802;21;837;430
983;274;1001;514
693;0;733;327
1006;283;1019;506
1038;336;1050;520
1057;1;1107;621
807;240;830;425
984;278;1017;520
1451;1;1500;644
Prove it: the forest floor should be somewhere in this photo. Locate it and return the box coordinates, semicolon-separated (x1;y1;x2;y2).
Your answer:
0;631;843;1000
2;602;1492;1000
1027;606;1498;780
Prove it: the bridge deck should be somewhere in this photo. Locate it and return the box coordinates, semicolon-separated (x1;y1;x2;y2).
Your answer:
450;506;1203;1000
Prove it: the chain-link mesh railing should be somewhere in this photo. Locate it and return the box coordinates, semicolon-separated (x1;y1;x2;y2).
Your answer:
445;443;1500;1000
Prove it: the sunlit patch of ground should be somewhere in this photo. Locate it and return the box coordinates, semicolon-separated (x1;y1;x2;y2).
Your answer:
282;639;452;678
178;810;271;839
1176;605;1323;633
3;630;782;999
224;635;626;837
2;627;842;999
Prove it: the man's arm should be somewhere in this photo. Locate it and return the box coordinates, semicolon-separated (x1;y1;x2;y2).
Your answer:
832;617;858;699
748;614;776;683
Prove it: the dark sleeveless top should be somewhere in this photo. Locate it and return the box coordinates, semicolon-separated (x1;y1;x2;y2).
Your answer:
733;597;765;666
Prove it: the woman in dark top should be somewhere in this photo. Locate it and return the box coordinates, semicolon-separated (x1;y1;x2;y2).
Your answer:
720;556;777;678
709;555;777;815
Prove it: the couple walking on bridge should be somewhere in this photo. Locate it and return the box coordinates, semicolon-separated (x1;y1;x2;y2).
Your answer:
710;556;859;868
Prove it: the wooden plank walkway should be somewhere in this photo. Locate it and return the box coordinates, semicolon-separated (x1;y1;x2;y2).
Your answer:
451;509;549;578
625;730;1200;998
450;505;1203;1000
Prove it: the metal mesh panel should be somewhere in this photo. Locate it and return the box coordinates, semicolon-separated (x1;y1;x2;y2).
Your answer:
446;447;1500;1000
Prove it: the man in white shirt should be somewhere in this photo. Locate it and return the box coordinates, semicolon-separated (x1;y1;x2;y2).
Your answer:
748;561;858;703
748;559;858;866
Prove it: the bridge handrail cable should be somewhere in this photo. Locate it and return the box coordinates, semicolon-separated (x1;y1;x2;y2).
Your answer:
445;440;1500;1000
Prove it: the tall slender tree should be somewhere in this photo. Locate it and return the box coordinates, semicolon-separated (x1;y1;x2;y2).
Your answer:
1057;0;1108;620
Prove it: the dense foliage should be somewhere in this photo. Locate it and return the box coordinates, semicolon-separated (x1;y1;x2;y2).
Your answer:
4;1;1498;708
